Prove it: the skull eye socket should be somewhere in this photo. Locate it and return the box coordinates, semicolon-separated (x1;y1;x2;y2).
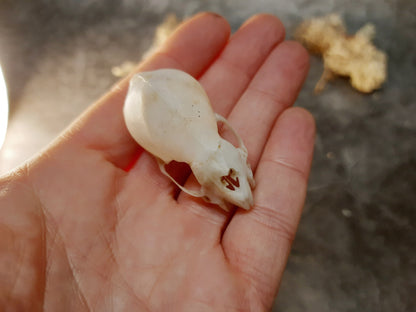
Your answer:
221;169;240;191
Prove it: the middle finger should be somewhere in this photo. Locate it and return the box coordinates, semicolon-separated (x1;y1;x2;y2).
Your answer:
200;14;285;116
176;15;286;222
169;14;285;202
178;40;309;227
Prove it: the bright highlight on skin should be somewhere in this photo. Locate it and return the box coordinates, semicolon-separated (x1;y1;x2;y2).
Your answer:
0;65;8;150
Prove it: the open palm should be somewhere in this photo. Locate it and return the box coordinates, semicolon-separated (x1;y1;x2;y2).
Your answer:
0;13;315;311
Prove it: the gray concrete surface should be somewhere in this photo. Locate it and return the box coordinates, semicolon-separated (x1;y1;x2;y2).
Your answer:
0;0;415;311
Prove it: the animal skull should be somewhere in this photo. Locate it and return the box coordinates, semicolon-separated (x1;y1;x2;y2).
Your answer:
123;69;255;210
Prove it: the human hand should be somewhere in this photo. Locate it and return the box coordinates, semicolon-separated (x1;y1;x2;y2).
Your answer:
0;13;315;311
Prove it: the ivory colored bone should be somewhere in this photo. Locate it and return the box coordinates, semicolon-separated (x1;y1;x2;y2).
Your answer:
123;69;255;210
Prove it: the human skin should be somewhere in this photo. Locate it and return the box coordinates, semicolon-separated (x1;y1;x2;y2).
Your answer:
0;12;315;311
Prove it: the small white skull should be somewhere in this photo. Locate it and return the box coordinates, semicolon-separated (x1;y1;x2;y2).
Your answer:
123;69;255;210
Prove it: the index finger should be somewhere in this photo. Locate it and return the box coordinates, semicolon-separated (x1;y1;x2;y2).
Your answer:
67;13;231;169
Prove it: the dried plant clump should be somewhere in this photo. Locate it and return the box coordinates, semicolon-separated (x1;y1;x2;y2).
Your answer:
142;13;181;60
111;14;181;78
295;14;387;93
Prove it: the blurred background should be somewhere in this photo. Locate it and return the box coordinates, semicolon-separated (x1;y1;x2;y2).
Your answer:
0;0;415;311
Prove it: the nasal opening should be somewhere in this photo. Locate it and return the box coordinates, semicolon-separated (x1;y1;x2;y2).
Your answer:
220;169;240;191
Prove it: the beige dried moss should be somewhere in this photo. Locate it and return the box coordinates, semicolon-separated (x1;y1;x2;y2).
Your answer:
295;14;387;93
